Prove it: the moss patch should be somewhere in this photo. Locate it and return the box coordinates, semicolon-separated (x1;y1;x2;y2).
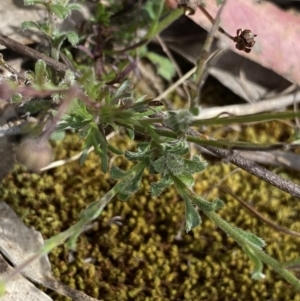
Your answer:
1;126;300;301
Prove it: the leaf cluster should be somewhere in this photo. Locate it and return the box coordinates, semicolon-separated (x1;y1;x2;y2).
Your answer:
3;0;300;295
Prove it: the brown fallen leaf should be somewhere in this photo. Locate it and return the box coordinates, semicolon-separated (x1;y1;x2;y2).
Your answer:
0;202;101;301
185;0;300;86
160;16;293;102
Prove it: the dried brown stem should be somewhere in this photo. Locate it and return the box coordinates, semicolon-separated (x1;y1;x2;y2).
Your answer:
0;33;80;77
197;4;234;40
191;0;227;110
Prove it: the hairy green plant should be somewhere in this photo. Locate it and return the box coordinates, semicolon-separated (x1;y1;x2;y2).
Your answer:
2;0;300;297
22;0;80;60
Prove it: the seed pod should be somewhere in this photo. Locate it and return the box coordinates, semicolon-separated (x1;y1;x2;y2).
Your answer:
15;137;53;172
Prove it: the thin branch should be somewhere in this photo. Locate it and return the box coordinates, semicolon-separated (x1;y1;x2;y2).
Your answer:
156;34;191;104
191;0;227;110
202;144;300;198
197;4;234;41
0;34;80;77
196;91;300;119
148;124;300;199
0;54;26;81
221;186;300;238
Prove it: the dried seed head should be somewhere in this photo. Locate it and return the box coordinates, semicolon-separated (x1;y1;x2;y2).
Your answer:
15;137;53;172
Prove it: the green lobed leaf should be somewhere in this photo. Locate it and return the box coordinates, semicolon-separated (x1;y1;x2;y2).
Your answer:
67;3;82;12
107;144;124;155
183;196;201;233
91;127;109;173
49;4;71;20
115;80;131;97
118;192;131;201
66;231;80;251
183;155;208;174
144;0;165;37
111;93;132;105
79;126;98;165
58;115;91;130
145;52;176;81
211;198;225;211
234;227;266;250
124;168;144;194
34;59;47;86
151;156;166;174
66;31;79;46
52;33;68;53
177;173;194;188
125;150;148;161
243;246;265;280
166;154;185;176
164;110;193;134
192;196;215;212
79;148;89;165
174;182;202;232
127;128;135;140
94;2;111;26
101;154;108;173
166;140;189;155
39;22;52;37
137;142;151;153
64;69;76;85
144;0;162;20
149;164;158;175
21;21;41;31
190;106;200;116
151;176;173;197
98;145;108;173
110;166;127;180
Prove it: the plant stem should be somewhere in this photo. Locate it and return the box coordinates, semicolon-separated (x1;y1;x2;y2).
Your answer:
205;209;300;291
0;34;78;76
174;174;300;291
125;123;300;198
115;9;182;53
190;0;227;111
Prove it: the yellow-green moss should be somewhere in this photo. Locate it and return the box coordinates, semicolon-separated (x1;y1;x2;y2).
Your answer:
1;123;300;301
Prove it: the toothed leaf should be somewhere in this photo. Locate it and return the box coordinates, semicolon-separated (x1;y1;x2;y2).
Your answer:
183;155;207;174
151;176;173;197
110;166;127;180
